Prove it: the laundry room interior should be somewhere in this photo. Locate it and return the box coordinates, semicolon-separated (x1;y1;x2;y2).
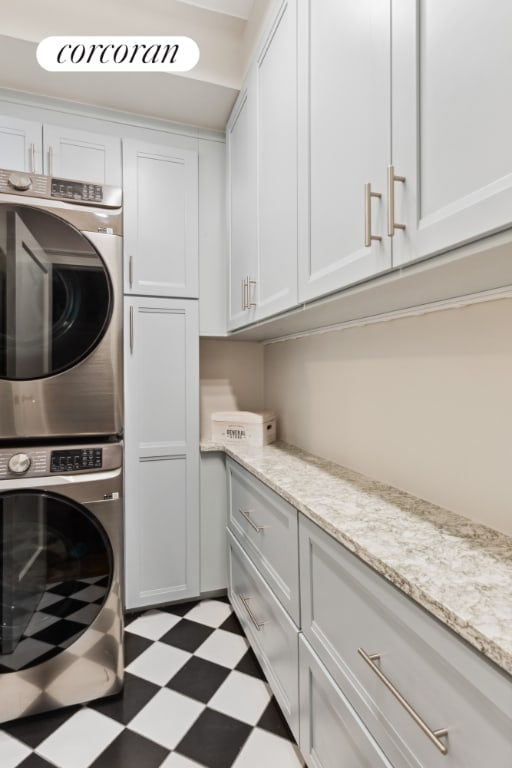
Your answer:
0;1;511;768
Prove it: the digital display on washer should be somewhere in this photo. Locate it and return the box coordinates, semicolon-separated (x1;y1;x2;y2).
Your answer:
51;178;103;202
50;448;103;472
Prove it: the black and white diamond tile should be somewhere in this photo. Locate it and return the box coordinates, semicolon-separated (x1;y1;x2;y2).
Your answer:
0;576;108;674
0;598;304;768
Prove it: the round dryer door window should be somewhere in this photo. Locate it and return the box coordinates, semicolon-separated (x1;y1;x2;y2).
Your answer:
0;205;112;380
0;490;113;672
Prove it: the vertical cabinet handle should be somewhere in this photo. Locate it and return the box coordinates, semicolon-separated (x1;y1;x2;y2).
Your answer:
387;165;406;237
242;277;256;310
48;145;54;176
129;306;134;354
364;183;383;247
247;278;256;308
358;648;448;755
29;143;35;174
129;255;134;288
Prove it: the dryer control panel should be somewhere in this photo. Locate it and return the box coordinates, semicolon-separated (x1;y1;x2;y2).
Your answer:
0;441;121;480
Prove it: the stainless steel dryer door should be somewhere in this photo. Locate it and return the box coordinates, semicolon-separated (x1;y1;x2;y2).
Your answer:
0;200;122;440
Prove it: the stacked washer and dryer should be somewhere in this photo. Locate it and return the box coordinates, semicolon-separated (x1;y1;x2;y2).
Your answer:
0;169;124;723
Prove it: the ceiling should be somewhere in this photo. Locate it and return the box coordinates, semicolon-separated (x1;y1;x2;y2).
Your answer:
0;0;273;132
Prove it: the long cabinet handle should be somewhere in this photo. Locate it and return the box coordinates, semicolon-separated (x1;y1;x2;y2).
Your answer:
238;508;264;533
129;255;134;288
387;165;406;237
30;143;35;174
242;278;248;310
48;145;53;176
129;305;134;354
240;594;265;631
247;278;257;308
358;648;448;755
364;183;382;247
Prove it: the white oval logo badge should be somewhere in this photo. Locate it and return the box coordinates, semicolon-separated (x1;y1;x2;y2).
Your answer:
37;36;200;72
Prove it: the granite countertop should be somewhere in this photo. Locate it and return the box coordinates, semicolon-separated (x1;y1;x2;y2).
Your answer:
201;439;512;678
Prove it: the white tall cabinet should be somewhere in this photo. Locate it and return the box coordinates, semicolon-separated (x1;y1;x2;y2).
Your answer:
124;297;199;609
123;137;200;610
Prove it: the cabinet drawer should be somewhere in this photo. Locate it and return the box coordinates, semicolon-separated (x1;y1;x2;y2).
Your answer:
228;530;299;740
299;635;393;768
299;514;512;768
227;459;300;624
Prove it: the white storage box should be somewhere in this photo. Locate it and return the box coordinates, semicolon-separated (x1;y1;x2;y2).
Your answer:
211;411;276;446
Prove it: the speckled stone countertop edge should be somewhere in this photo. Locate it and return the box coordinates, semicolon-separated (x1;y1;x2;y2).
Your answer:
200;440;512;678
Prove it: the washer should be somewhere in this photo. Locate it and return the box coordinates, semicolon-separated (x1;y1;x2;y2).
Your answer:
0;168;123;441
0;440;123;723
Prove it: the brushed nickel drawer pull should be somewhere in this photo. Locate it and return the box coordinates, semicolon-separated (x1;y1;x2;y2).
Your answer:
30;143;36;173
358;647;448;755
240;594;265;631
238;507;264;533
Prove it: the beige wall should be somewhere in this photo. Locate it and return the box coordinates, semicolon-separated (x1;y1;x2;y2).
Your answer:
200;339;265;440
264;298;512;536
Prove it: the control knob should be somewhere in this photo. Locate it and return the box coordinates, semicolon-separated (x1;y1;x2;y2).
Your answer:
8;172;32;191
8;453;31;474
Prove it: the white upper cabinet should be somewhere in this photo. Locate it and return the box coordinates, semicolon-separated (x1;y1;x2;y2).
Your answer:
0;116;43;173
227;79;258;329
227;0;298;330
0;115;121;184
123;139;199;298
298;0;392;302
392;0;512;266
255;0;298;320
43;124;122;186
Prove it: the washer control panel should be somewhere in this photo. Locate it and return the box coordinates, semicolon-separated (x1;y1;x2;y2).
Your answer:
51;178;103;203
50;448;102;473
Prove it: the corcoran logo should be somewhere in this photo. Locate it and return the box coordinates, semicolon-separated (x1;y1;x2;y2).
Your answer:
36;36;200;72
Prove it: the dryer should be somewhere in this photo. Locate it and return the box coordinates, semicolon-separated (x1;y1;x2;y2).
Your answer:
0;439;123;723
0;169;123;441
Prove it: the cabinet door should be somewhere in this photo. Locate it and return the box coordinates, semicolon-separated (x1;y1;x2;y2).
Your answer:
392;0;512;266
227;76;258;330
298;0;391;303
123;139;199;298
254;0;298;321
124;297;199;609
43;124;121;185
0;116;42;173
299;636;393;768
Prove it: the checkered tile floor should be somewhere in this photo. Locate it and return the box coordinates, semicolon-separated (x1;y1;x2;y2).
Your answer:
0;598;305;768
0;577;108;672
